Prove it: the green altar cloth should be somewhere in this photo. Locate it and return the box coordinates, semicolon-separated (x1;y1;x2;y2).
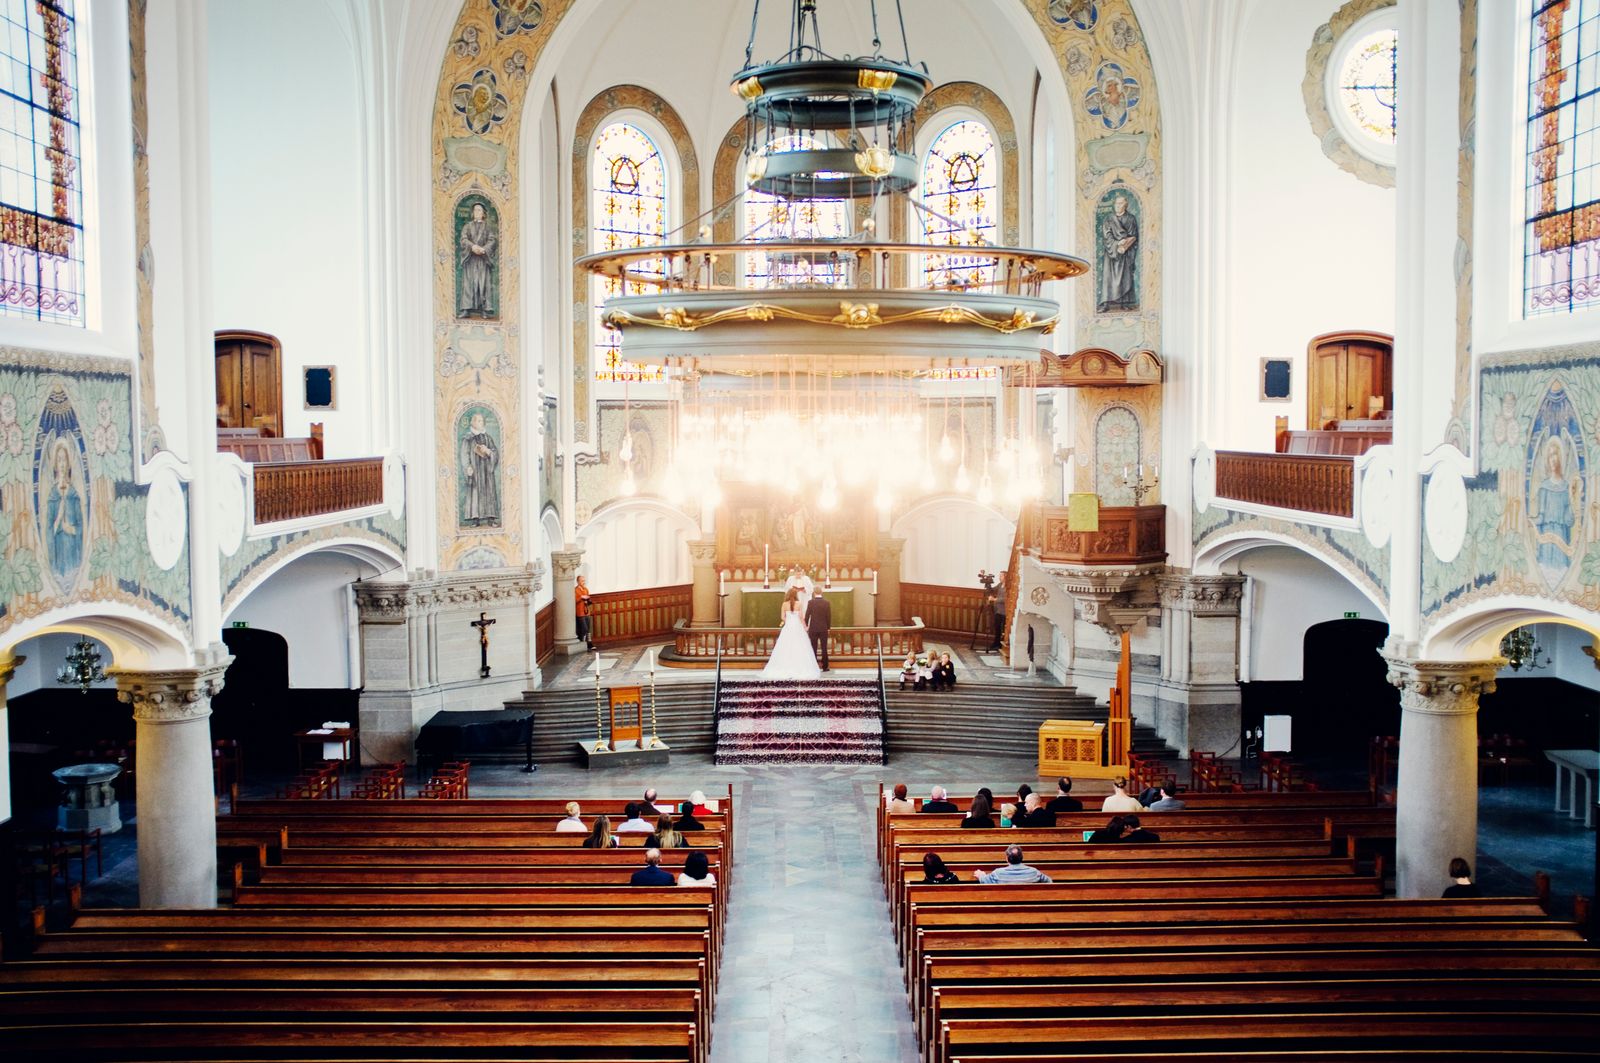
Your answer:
741;587;855;628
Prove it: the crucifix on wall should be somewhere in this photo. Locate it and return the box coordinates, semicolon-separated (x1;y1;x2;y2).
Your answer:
471;611;496;678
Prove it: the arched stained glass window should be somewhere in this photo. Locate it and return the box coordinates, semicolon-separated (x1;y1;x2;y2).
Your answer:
920;120;998;289
0;0;84;326
591;121;667;382
1336;28;1398;147
742;133;851;288
1525;0;1600;317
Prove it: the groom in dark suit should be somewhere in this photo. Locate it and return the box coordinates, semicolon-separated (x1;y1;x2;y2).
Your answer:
804;594;832;671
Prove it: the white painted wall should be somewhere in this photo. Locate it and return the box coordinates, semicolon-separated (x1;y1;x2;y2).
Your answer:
575;502;697;592
1227;545;1381;682
1220;0;1397;449
225;551;375;688
208;0;369;455
894;497;1015;587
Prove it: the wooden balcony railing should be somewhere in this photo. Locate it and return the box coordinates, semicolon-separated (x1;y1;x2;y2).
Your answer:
901;583;988;640
1214;450;1355;518
672;619;924;663
1023;503;1168;565
253;458;384;524
588;584;692;647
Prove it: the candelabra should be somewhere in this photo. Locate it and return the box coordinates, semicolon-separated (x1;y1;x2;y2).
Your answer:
647;668;662;748
57;636;106;693
1122;464;1159;505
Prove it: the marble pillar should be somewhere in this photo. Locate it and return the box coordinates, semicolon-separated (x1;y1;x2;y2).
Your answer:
112;661;230;909
0;653;21;826
876;535;905;625
551;547;585;655
1384;656;1500;899
688;539;720;628
1153;573;1245;756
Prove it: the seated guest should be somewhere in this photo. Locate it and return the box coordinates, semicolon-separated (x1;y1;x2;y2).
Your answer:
999;802;1017;828
1138;785;1164;808
960;792;996;829
976;844;1052;884
1015;782;1034;808
1145;785;1186;811
556;801;586;832
647;813;687;849
899;655;919;689
921;852;960;884
887;783;915;814
630;847;676;886
1087;815;1126;843
920;786;959;813
1442;857;1481;898
616;802;654;832
674;801;704;832
933;652;956;690
1046;777;1083;813
642;787;662;814
1122;814;1160;843
688;789;714;817
582;815;620;849
1012;792;1056;828
677;850;716;888
1101;778;1146;813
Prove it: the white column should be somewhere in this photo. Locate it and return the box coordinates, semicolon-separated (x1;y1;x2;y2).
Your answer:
687;540;719;628
551;547;585;655
112;662;230;908
1384;656;1500;898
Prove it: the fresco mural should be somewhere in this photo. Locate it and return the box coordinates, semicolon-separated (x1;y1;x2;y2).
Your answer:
0;352;190;636
457;404;504;529
1194;502;1391;610
220;510;406;611
1424;350;1600;619
454;193;500;320
1095;186;1140;313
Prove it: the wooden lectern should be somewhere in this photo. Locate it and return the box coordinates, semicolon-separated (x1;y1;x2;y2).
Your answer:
1039;719;1106;777
608;686;644;749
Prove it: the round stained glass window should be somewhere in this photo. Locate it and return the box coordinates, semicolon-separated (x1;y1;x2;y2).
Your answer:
1336;29;1398;147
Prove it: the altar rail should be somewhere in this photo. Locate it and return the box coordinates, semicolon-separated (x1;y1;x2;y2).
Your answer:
1215;450;1355;518
589;583;692;647
672;619;924;663
1022;502;1168;565
253;458;384;524
902;583;988;640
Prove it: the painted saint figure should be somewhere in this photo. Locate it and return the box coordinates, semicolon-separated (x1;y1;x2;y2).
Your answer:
1530;437;1577;574
1098;193;1138;313
46;438;84;586
458;201;498;318
460;412;501;527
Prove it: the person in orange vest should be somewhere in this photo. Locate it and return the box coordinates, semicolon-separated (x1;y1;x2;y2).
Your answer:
575;574;593;649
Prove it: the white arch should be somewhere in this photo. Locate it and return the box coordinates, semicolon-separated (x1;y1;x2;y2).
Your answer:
575;497;699;592
1194;529;1388;618
223;537;404;620
0;603;191;671
1422;596;1600;662
893;494;1015;586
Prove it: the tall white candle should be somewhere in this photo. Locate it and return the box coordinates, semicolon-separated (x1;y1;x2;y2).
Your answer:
873;570;879;594
719;570;725;595
646;647;655;674
764;543;770;573
825;543;830;575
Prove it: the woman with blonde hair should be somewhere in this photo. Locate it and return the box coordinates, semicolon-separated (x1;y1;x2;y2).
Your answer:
1100;778;1145;813
582;814;620;848
556;801;586;832
646;813;687;849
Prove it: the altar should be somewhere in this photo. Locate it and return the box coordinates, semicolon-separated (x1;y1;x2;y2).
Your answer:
733;586;859;627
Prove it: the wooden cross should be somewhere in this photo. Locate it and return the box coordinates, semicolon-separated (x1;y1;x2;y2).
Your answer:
471;611;496;678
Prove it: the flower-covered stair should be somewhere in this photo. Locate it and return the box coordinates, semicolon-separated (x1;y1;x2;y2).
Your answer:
714;679;885;765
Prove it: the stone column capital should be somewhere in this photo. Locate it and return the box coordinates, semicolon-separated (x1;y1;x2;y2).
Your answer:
1158;573;1245;617
110;661;232;724
1383;656;1502;716
876;535;905;562
550;548;585;581
0;653;25;687
688;539;719;564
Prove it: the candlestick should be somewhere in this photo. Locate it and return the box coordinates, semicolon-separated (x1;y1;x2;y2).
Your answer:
647;666;661;748
719;570;725;595
763;543;771;588
591;651;608;753
872;569;879;595
718;591;729;627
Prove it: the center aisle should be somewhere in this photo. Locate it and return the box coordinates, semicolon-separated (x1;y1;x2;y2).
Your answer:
710;764;921;1063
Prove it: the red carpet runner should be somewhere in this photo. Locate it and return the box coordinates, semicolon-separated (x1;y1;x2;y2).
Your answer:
714;679;885;765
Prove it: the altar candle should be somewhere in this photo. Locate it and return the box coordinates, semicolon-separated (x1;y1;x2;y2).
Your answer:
873;569;879;594
719;570;725;595
646;648;655;674
764;543;770;573
825;543;830;575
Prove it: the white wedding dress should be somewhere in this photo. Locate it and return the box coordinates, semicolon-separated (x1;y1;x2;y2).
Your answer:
761;606;822;679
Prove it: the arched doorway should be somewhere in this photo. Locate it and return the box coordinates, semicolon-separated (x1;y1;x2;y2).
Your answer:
212;627;292;770
1299;618;1396;758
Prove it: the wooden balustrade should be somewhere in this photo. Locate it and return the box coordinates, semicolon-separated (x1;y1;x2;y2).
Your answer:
672;619;924;663
252;458;384;524
1214;450;1355;518
534;601;555;664
1024;503;1168;565
588;584;691;647
901;583;987;639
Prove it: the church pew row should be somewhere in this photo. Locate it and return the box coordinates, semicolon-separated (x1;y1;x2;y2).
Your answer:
61;905;715;933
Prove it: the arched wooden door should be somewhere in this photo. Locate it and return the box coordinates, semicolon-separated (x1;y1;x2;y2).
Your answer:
215;329;283;436
1307;330;1392;430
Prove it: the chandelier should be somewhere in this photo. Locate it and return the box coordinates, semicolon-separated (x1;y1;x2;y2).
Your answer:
577;0;1086;516
57;635;107;693
1498;626;1549;672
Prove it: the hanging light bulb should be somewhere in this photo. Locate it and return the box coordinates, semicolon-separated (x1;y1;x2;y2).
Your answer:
938;434;955;462
619;431;635;464
745;151;768;184
954;462;971;492
875;486;894;513
701;479;722;509
976;475;994;507
619;466;638;497
818;475;840;511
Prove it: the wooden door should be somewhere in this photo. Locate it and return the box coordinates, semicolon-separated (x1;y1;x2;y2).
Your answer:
1306;331;1392;429
215;330;283;436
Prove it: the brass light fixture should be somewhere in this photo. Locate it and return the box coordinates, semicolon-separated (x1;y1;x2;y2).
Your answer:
1498;626;1550;672
57;636;107;693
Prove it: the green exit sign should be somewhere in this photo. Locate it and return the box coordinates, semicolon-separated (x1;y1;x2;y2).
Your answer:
231;621;249;628
1343;611;1360;619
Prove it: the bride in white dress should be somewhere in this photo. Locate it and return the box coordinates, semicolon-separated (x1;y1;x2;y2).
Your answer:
761;585;821;680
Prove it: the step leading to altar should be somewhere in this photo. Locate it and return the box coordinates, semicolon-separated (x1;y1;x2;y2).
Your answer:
715;678;885;765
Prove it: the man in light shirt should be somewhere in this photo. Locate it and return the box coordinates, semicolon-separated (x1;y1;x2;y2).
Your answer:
1145;785;1186;812
975;845;1052;884
616;802;654;832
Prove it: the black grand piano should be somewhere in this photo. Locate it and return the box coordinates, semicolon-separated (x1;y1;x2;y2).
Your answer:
414;707;535;775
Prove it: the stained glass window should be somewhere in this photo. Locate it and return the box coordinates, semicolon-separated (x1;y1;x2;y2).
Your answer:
742;134;851;289
1336;29;1398;147
1525;0;1600;316
591;121;666;382
920;120;998;289
0;0;83;326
